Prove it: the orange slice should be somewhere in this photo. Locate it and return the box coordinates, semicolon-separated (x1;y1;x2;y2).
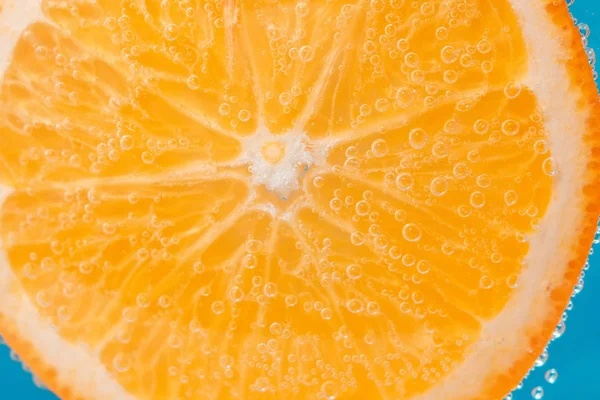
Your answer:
0;1;598;399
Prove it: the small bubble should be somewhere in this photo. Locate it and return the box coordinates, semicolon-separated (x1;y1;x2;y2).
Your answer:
534;139;549;154
329;198;342;211
504;81;522;98
360;104;372;116
502;119;520;136
430;176;448;196
453;163;469;179
531;386;544;399
295;2;309;17
457;204;472;218
158;295;172;308
141;151;155;164
544;368;558;384
371;139;389;157
542;157;557;176
474;119;490;135
350;231;366;246
443;70;458;84
264;282;278;297
113;353;131;373
228;286;245;303
476;174;491;188
409;128;428;149
346;298;364;313
218;103;231;116
285;294;298;307
504;190;518;206
120;135;134;150
163;24;180;41
479;276;494;289
470;191;486;208
506;274;519;288
432;141;448;157
186;75;200;90
417;260;431;274
395;173;414;191
396;87;415;108
477;39;492;54
375;98;390;112
355;200;371;216
402;223;422;242
212;300;225;315
320;380;339;399
440;45;457;64
279;92;292;106
396;38;409;52
299;45;315;62
346;264;362;280
238;109;251;122
535;349;549;367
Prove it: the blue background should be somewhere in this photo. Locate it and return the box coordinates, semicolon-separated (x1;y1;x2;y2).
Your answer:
0;1;599;399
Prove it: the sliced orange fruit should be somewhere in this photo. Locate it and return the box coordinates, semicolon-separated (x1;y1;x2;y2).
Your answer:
0;0;599;399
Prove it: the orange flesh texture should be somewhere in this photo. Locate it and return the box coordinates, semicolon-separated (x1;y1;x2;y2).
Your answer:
1;0;596;399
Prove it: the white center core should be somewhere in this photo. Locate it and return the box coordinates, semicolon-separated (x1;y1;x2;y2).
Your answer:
240;125;317;197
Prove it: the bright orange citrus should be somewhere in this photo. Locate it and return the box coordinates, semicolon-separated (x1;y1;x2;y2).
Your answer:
0;0;598;399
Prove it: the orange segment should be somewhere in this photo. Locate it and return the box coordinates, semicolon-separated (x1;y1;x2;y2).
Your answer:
0;1;598;400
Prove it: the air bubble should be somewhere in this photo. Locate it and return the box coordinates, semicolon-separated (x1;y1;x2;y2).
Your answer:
395;172;414;190
452;163;469;179
470;191;486;208
212;300;225;314
531;386;544;399
534;139;549;154
542;157;557;176
228;286;245;303
504;81;522;98
141;152;155;164
395;87;415;108
408;128;428;149
544;368;558;384
417;260;431;274
402;223;422;242
186;75;200;90
375;98;390;112
113;353;131;373
295;2;309;17
299;45;315;62
430;176;448;196
163;24;180;41
219;103;231;116
346;264;362;280
474;119;490;135
350;231;366;246
371;139;389;157
120;135;134;150
346;298;364;313
320;380;339;399
502;119;520;136
480;276;494;289
504;190;518;206
279;92;292;106
238;109;251;122
476;174;491;188
355;200;371;216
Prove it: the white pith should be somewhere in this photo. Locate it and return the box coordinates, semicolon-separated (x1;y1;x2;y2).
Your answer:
237;125;316;197
0;1;594;400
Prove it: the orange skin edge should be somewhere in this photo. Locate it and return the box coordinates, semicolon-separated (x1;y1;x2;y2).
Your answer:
480;1;600;399
0;1;599;400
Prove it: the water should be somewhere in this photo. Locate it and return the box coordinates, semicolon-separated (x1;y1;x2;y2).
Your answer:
0;1;599;399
